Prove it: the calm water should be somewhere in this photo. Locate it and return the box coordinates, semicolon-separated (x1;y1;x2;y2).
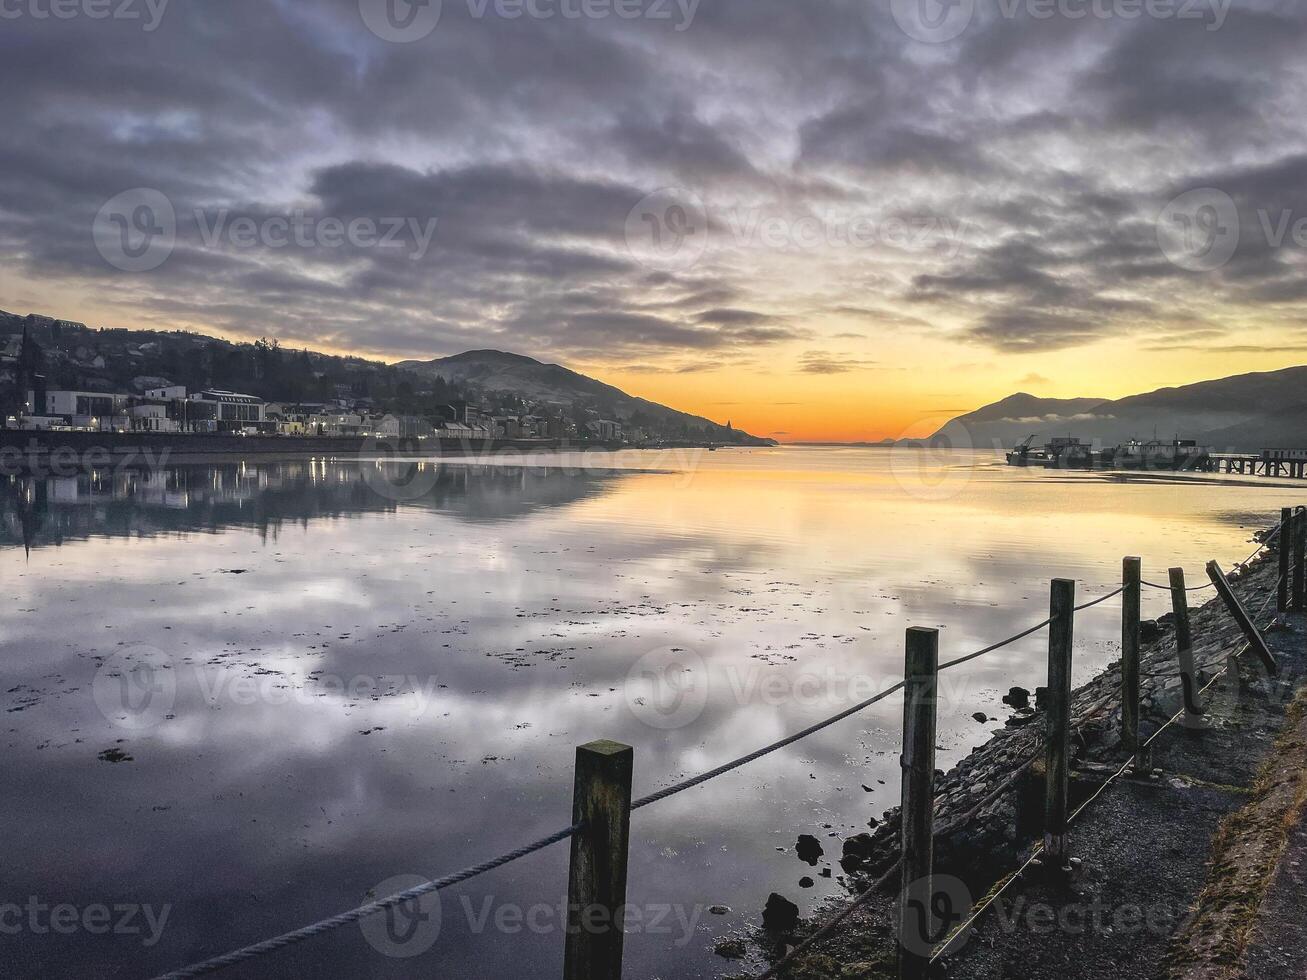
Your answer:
2;446;1304;978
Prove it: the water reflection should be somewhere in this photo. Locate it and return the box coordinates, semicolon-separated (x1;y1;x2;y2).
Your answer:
2;460;626;551
1;449;1302;979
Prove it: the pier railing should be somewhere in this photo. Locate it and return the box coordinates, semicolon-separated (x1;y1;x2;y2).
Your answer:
150;506;1307;980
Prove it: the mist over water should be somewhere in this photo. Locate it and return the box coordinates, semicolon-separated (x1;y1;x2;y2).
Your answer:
2;446;1302;978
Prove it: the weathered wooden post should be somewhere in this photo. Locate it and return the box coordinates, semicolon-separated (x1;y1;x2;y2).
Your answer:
1295;506;1306;611
1121;557;1143;768
1279;508;1293;615
564;740;633;980
898;627;939;980
1044;579;1075;870
1206;561;1278;676
1169;568;1206;721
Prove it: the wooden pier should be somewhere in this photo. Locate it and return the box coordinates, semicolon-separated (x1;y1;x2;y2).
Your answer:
1200;450;1307;479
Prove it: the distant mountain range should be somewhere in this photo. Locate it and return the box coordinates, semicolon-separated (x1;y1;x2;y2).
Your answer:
933;366;1307;452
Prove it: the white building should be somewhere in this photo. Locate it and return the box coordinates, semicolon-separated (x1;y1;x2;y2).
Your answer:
145;385;188;401
129;403;182;433
27;389;125;429
187;390;265;432
588;419;623;441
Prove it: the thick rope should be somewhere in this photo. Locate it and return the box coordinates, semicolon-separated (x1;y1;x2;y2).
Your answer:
1143;579;1215;592
938;617;1052;672
632;681;906;810
1140;523;1287;594
151;824;580;979
1074;585;1125;611
1237;521;1283;568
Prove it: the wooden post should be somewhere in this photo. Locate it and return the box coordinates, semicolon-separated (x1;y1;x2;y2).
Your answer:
1044;579;1075;867
1295;506;1306;611
898;627;939;980
564;740;633;980
1279;508;1293;614
1169;568;1205;720
1121;557;1142;764
1206;561;1278;676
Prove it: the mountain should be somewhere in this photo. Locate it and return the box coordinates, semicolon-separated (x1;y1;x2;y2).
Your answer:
954;392;1110;424
397;349;773;444
398;349;631;403
933;366;1307;452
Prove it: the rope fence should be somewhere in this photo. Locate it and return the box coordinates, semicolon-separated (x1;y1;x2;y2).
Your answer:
148;509;1307;980
1143;579;1215;592
926;521;1301;974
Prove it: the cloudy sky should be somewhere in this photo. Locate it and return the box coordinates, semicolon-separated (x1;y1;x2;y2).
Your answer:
3;0;1307;440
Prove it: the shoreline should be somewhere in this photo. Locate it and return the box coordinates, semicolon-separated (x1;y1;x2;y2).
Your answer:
0;429;768;472
743;523;1297;978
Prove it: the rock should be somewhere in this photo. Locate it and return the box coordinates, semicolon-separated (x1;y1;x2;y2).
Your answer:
714;937;747;959
843;833;876;861
761;893;800;933
799;876;815;888
1002;686;1031;710
839;854;865;874
1141;619;1166;642
972;712;989;723
795;834;824;866
1006;707;1037;727
708;905;731;915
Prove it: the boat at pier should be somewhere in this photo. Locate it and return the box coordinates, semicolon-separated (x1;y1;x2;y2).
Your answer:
1006;435;1095;469
1112;438;1210;471
1005;435;1211;471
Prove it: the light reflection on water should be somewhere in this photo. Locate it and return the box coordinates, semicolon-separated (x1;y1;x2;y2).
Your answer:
1;447;1302;978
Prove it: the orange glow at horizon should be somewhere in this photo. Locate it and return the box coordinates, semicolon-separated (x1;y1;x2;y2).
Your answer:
583;338;1307;443
9;280;1307;442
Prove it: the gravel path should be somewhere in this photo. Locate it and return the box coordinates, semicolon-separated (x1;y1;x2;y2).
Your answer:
1244;812;1307;980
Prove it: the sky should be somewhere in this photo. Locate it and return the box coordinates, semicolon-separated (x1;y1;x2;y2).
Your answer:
3;0;1307;441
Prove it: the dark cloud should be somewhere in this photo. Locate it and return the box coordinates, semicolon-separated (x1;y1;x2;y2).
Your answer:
3;0;1307;363
693;308;781;326
797;350;877;374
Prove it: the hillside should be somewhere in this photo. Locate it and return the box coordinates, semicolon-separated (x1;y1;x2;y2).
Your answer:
397;349;772;444
0;310;772;444
397;350;624;403
933;366;1307;452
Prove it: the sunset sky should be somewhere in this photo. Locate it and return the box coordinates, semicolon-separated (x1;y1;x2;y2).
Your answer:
5;0;1307;442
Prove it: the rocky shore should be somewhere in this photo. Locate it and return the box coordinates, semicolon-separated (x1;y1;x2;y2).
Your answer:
741;525;1293;979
